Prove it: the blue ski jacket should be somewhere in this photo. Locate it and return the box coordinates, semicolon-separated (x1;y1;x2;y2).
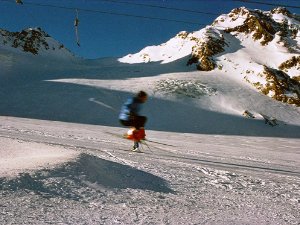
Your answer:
119;97;143;121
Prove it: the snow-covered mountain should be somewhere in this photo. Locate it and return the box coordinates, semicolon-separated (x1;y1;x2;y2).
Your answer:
0;6;299;132
120;7;300;106
0;27;74;58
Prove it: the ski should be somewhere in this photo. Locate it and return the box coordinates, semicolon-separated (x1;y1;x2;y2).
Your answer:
106;131;173;147
106;131;151;153
144;139;176;147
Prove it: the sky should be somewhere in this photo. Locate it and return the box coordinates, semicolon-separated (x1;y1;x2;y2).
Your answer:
0;0;299;59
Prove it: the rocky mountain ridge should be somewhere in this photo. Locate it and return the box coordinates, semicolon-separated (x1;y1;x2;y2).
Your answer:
218;7;300;106
120;7;300;106
0;27;73;57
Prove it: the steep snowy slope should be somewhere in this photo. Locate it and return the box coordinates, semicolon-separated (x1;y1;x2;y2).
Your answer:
119;7;300;106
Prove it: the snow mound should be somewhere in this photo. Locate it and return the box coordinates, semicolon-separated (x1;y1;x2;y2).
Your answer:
0;137;79;177
0;153;173;199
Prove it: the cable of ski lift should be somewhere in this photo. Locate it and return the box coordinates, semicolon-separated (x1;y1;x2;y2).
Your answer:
0;0;205;26
1;0;299;38
232;0;300;9
96;0;220;16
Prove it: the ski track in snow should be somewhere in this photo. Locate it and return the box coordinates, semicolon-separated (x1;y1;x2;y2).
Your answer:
0;116;299;225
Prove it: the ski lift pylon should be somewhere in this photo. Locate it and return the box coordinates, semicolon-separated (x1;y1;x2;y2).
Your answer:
74;9;80;46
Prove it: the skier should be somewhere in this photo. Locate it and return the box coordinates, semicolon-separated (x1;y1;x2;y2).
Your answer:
119;91;148;151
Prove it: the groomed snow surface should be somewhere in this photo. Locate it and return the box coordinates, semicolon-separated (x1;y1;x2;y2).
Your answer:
0;54;300;224
0;116;299;225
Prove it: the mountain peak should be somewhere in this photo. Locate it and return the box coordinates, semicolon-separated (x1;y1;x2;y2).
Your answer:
271;7;293;17
0;27;73;57
214;6;300;47
119;7;300;106
120;6;299;67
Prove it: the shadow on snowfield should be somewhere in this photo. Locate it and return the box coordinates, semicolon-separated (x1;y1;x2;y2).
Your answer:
1;54;300;138
0;153;174;200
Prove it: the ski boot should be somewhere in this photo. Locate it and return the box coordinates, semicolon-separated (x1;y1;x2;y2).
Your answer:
126;128;146;152
125;127;146;141
132;141;141;152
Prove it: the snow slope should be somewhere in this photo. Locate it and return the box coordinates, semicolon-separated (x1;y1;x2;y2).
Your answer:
0;116;299;224
120;7;300;106
0;6;300;225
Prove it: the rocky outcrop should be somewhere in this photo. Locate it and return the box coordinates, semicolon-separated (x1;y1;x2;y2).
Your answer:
225;8;276;45
278;56;300;79
186;29;226;71
245;66;300;106
225;7;299;46
0;27;67;55
189;7;299;72
271;7;300;22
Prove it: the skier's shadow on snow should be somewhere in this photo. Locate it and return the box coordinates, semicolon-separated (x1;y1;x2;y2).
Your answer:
0;153;174;200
